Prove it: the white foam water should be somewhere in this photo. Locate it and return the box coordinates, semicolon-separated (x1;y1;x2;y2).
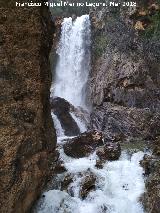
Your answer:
51;15;91;109
51;112;64;137
36;151;145;213
70;112;87;133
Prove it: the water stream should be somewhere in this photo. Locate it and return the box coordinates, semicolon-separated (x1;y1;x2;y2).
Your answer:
51;15;91;109
35;15;145;213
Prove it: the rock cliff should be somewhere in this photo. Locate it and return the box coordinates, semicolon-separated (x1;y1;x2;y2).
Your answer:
89;1;160;212
0;1;56;212
90;1;160;143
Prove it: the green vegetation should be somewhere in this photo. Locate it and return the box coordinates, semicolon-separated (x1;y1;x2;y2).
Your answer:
138;0;160;38
120;138;147;154
94;35;108;57
143;10;160;38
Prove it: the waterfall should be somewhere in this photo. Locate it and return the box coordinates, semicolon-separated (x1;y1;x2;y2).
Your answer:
35;15;145;213
51;15;91;109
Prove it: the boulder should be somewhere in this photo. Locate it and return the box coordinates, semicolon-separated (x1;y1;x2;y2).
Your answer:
63;130;103;158
96;142;121;161
95;159;104;169
61;173;74;191
61;171;96;199
50;97;80;136
79;171;96;199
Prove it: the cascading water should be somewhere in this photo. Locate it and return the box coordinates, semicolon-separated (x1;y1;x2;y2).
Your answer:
51;15;91;109
35;15;145;213
35;152;145;213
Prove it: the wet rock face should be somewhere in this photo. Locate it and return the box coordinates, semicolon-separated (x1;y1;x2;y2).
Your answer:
96;142;121;161
63;130;103;158
54;159;67;174
91;102;160;141
89;2;160;141
90;49;160;111
61;173;74;191
90;5;160;112
141;153;160;213
153;136;160;156
0;2;56;213
50;97;81;136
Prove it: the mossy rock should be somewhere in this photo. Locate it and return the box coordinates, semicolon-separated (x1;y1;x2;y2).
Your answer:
93;35;108;58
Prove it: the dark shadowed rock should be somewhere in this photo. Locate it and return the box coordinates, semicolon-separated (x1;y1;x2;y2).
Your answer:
61;173;74;191
54;159;67;174
91;102;160;142
50;97;80;136
63;130;103;158
79;171;96;199
140;154;154;176
61;171;96;199
96;142;121;161
153;136;160;156
72;14;77;22
141;153;160;213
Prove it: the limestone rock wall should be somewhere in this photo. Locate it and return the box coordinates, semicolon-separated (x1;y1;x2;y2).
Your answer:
0;1;56;212
89;1;160;140
89;2;160;212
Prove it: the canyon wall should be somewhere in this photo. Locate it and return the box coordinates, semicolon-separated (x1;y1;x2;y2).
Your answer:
90;1;160;142
89;1;160;212
0;1;56;212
